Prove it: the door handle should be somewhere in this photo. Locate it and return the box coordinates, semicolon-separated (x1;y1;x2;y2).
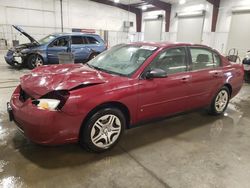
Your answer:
213;72;221;77
180;77;189;83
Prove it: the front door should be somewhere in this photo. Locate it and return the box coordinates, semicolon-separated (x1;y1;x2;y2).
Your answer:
47;36;69;64
137;47;191;122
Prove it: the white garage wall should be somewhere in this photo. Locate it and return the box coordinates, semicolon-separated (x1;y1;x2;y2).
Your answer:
141;0;250;56
0;0;136;46
169;0;213;44
1;0;249;54
214;0;250;55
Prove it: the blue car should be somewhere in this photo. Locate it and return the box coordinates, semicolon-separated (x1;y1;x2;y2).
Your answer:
5;25;107;69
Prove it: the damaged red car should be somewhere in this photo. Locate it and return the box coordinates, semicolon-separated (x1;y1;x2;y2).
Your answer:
8;42;244;152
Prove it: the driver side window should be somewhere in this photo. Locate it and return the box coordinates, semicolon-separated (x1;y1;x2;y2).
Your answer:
50;37;69;47
147;47;187;75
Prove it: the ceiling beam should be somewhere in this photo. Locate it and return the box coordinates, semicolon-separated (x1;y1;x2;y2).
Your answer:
89;0;140;14
129;2;149;7
206;0;220;7
142;0;172;32
89;0;142;32
206;0;220;32
141;0;171;11
143;7;161;12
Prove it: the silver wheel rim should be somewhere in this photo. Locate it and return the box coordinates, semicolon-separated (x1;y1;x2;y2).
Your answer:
31;56;43;67
215;90;229;112
35;56;43;67
91;114;121;149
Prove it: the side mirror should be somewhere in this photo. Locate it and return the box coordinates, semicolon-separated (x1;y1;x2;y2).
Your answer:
145;68;167;79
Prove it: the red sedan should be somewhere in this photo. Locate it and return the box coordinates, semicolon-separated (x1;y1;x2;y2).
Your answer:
8;42;244;152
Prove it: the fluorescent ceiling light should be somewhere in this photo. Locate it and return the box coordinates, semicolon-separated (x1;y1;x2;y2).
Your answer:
179;0;186;5
177;10;205;17
232;6;250;13
114;0;119;3
142;5;147;10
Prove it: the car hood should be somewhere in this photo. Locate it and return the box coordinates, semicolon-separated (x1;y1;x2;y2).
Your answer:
12;25;39;44
20;64;109;98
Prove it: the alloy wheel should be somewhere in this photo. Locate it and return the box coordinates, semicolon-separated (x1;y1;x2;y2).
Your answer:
90;114;121;149
215;90;229;112
32;55;43;68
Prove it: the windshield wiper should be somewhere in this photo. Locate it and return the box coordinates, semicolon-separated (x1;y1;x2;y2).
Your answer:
86;63;96;69
86;63;125;76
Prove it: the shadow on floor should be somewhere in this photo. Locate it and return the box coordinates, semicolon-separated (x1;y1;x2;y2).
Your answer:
11;109;235;169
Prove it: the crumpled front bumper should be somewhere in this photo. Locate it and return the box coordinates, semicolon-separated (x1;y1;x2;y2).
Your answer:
5;50;24;66
8;86;83;145
4;55;15;66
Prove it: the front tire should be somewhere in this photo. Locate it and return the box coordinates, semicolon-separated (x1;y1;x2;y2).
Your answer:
80;108;125;152
208;86;230;115
27;54;44;69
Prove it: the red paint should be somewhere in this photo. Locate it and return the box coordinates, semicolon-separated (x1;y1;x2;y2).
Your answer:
10;42;244;145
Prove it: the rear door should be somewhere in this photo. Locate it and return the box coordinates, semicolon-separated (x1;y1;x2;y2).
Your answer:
85;36;105;53
186;47;224;109
71;36;91;63
137;47;191;122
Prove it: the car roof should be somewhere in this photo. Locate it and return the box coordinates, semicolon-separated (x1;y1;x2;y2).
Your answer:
52;32;100;37
130;41;211;49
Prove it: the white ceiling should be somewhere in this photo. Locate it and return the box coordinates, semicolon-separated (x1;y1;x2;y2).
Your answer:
117;0;177;5
116;0;195;5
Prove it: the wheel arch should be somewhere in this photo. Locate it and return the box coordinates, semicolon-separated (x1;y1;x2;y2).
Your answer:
223;83;232;97
88;51;99;60
79;101;131;139
25;53;44;63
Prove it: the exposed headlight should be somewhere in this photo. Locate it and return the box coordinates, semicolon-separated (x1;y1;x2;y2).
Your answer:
13;52;21;56
32;90;70;111
34;99;60;111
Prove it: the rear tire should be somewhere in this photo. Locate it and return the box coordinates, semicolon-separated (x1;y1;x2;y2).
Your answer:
80;108;125;152
208;86;230;115
88;53;98;61
27;54;44;69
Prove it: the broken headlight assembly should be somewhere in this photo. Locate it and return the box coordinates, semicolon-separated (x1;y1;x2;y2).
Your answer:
32;90;70;111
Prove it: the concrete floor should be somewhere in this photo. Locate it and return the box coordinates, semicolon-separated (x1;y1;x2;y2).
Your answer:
0;50;250;188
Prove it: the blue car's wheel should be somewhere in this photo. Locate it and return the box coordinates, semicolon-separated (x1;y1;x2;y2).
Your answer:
27;54;44;69
88;53;98;61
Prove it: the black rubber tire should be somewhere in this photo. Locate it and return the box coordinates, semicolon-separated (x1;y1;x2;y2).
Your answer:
208;86;230;115
13;62;23;69
27;54;44;69
88;53;98;60
80;108;125;152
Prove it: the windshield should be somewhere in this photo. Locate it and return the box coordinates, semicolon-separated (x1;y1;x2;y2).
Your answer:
38;35;56;45
87;44;157;76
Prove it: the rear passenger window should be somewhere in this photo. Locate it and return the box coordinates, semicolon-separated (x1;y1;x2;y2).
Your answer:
148;47;187;75
72;36;83;44
190;48;214;70
213;52;221;67
86;37;100;44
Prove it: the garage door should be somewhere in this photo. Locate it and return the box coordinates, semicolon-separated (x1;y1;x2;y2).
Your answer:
177;16;204;43
144;19;162;42
227;12;250;58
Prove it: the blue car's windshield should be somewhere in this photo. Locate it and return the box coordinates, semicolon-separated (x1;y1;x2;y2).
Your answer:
87;44;157;76
38;35;56;45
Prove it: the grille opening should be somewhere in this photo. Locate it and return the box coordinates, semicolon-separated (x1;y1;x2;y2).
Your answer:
19;88;31;102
